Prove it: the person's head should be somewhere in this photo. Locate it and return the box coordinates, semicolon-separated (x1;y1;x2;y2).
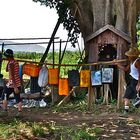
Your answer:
125;47;140;61
4;49;14;59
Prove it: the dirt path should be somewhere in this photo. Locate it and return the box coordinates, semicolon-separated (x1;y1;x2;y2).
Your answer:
0;106;140;140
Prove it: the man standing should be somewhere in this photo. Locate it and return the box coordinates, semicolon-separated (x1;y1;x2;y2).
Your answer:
0;49;22;116
115;47;140;114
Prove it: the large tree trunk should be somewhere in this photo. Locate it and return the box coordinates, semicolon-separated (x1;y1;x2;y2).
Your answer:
71;0;140;46
70;0;140;109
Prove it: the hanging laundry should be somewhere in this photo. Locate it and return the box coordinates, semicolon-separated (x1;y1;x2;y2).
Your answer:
91;70;102;86
30;77;41;94
102;68;114;83
59;78;69;96
38;65;48;87
80;70;91;87
48;68;59;85
68;70;80;87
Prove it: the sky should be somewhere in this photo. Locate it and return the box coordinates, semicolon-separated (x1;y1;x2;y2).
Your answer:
0;0;77;50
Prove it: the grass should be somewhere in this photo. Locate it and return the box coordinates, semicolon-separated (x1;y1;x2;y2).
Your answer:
0;99;140;139
0;119;49;139
1;60;8;78
0;118;103;140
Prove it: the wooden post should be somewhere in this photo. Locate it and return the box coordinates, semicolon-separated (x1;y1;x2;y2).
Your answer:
87;41;98;111
59;39;62;69
87;86;95;111
117;41;128;109
0;43;4;74
40;19;60;64
51;40;55;105
117;69;126;108
103;84;112;105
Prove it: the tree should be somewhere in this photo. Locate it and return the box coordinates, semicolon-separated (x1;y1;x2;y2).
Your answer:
33;0;140;46
33;0;140;108
137;16;140;48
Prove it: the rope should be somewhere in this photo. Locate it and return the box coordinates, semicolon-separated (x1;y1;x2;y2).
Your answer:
2;58;127;67
0;40;71;46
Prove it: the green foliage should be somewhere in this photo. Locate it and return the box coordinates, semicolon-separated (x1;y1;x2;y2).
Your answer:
33;0;80;47
14;52;43;60
47;122;103;140
0;117;103;140
137;17;140;48
1;50;82;78
31;122;47;137
0;119;49;139
52;99;88;113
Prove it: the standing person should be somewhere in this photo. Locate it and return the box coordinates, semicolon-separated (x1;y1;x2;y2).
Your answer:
0;49;22;117
115;47;140;114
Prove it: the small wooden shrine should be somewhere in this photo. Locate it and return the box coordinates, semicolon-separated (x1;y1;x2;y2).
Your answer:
85;24;131;109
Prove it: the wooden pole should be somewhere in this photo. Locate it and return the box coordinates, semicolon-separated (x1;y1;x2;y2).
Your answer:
87;86;95;111
59;37;69;64
59;39;62;69
51;40;55;105
3;58;126;67
0;43;4;74
117;69;125;108
40;19;60;64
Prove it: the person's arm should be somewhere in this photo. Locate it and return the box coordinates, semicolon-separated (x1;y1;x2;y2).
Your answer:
9;63;19;94
117;63;130;72
135;59;140;92
114;61;130;72
113;59;130;72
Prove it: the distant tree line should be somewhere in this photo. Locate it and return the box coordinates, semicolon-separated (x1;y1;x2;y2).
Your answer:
14;52;42;60
14;51;82;77
14;51;82;64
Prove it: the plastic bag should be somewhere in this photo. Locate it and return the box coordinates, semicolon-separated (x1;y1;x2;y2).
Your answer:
38;65;48;87
39;99;47;107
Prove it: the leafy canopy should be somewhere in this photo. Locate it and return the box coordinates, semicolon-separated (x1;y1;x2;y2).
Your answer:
137;16;140;48
33;0;80;47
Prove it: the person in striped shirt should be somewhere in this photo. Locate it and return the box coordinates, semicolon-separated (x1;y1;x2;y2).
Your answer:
1;49;22;117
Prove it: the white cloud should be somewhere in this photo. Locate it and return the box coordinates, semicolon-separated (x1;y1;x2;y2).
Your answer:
0;0;60;38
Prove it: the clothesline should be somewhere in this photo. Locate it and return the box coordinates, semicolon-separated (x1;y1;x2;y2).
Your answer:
2;58;128;67
0;37;59;40
0;40;71;46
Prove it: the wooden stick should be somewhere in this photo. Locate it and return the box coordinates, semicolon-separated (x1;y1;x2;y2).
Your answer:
57;87;75;107
2;58;127;67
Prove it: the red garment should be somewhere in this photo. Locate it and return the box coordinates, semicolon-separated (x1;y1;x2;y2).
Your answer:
6;59;21;88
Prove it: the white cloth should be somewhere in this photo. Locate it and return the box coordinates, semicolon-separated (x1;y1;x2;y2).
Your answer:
130;58;139;80
38;65;48;87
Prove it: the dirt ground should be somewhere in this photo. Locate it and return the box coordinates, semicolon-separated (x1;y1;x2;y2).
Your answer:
0;104;140;140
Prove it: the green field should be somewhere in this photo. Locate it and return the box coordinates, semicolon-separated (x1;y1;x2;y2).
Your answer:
1;50;82;79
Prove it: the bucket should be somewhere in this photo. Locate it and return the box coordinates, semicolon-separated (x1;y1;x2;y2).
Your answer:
23;63;41;77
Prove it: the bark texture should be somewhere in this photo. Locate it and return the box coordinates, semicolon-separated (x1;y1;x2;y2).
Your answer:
71;0;140;45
